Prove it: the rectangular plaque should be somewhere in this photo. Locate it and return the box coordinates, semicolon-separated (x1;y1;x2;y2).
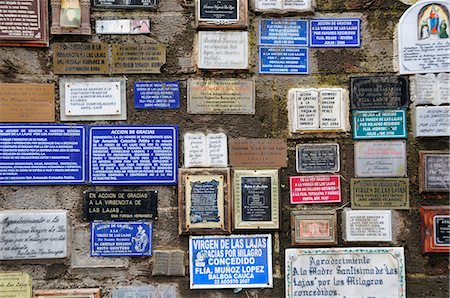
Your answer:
111;44;166;74
198;31;248;69
343;209;392;242
0;0;48;47
94;0;157;8
354;140;407;177
290;175;341;204
178;168;231;234
189;234;273;289
134;81;180;109
419;151;450;192
152;250;186;276
415;73;450;106
34;289;101;298
414;106;450;137
88;126;177;185
112;286;176;298
0;272;32;298
290;210;337;246
0;210;67;260
229;138;287;167
259;47;308;74
96;20;151;34
233;169;279;229
84;191;158;221
296;143;340;173
184;132;228;168
350;76;409;109
421;206;450;253
353;109;407;139
53;43;109;75
253;0;315;12
285;247;405;298
91;221;152;256
196;0;247;29
259;19;308;46
0;125;85;184
351;178;409;209
187;79;255;114
310;18;361;47
0;84;55;122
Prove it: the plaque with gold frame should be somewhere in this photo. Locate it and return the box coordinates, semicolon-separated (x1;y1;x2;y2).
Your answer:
420;206;450;253
178;168;231;235
233;169;279;230
290;210;337;246
50;0;91;35
33;288;101;298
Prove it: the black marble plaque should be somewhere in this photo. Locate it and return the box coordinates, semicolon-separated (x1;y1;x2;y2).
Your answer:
241;176;271;222
94;0;157;8
425;155;450;191
350;76;408;109
84;191;157;221
435;216;450;245
199;0;238;21
296;144;340;173
190;179;220;224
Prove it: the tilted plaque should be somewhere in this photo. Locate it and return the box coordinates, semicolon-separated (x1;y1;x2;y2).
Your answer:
421;206;450;253
351;178;409;209
419;151;450;192
290;210;337;246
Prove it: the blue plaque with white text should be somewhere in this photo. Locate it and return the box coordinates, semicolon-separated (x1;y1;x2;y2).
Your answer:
310;19;360;47
259;47;308;74
0;125;85;184
91;222;152;257
134;81;180;109
353;109;407;139
88;125;178;185
259;19;308;46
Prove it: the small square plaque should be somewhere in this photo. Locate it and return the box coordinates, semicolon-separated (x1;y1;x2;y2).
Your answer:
342;209;393;242
419;151;450;192
152;250;186;276
421;206;450;253
290;210;337;246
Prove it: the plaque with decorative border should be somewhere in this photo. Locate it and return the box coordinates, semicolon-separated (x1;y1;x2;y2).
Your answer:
290;210;337;246
419;151;450;193
421;206;450;253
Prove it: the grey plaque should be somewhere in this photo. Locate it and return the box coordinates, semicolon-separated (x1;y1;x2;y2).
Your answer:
296;143;340;173
112;285;177;298
152;250;186;276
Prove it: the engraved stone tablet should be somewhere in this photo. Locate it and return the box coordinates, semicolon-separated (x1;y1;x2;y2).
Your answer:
414;73;450;105
285;247;405;297
414;106;450;137
184;132;228;168
152;250;186;276
95;0;157;8
290;175;341;204
60;78;126;121
343;209;392;242
196;0;247;29
352;109;407;139
291;210;337;246
111;44;166;74
113;285;177;298
354;141;407;177
419;151;450;192
253;0;315;12
229;138;287;168
421;206;450;253
350;76;408;109
197;31;248;69
187;79;255;114
0;210;67;260
96;19;151;34
351;178;409;209
0;84;55;122
398;1;450;74
0;272;32;298
53;43;109;74
296;143;340;173
0;0;49;47
84;191;158;221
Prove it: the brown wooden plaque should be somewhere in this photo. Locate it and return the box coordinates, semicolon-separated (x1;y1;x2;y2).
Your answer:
53;43;108;74
111;44;166;74
0;84;55;122
421;206;450;253
0;0;49;46
229;138;287;167
50;0;91;35
419;151;450;193
178;168;231;235
290;210;337;246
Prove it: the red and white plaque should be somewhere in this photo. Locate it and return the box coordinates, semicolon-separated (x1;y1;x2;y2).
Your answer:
289;175;341;204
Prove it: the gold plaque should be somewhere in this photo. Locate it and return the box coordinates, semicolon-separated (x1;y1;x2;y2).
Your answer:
53;43;108;74
0;84;54;122
111;44;166;74
0;272;32;298
291;210;337;246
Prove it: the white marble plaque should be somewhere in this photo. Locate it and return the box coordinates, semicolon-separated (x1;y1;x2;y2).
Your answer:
414;106;450;137
293;89;320;130
398;0;450;74
0;210;68;260
415;73;450;105
198;31;248;69
184;132;227;167
343;209;393;242
285;247;406;298
96;19;151;34
354;141;407;177
437;73;450;105
319;89;342;129
253;0;315;12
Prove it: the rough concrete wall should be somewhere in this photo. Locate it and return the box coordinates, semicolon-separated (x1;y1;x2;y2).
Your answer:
0;0;449;297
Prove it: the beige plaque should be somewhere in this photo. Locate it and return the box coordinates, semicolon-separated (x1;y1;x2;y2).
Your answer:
188;79;255;114
229;138;287;167
351;178;410;209
0;272;32;298
111;44;166;74
290;210;337;246
0;84;55;122
53;43;108;74
33;289;100;298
